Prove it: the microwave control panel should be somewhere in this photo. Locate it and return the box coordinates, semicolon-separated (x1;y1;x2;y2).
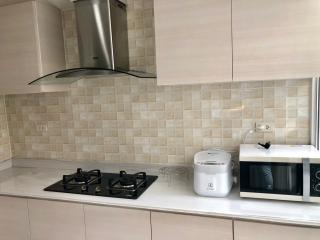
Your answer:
310;164;320;197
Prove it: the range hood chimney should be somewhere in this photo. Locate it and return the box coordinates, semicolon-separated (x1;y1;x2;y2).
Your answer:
29;0;155;86
76;0;129;71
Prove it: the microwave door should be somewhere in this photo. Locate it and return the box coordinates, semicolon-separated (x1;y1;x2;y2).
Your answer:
273;165;298;193
249;164;273;191
240;162;303;196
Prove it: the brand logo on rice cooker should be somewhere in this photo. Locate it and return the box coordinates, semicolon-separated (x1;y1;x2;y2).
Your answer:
207;182;215;191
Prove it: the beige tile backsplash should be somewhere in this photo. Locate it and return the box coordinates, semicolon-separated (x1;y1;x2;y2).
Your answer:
0;96;11;161
5;77;311;164
2;0;313;164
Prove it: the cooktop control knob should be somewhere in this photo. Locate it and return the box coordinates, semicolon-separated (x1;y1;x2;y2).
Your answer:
95;186;101;193
81;185;88;192
316;170;320;180
315;183;320;192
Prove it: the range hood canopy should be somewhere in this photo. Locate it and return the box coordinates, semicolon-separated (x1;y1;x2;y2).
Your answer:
30;0;156;86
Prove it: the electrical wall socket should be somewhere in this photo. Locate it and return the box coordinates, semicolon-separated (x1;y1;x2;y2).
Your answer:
36;124;48;132
255;122;273;132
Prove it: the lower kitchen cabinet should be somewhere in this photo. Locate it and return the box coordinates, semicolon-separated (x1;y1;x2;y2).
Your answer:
234;220;320;240
151;212;233;240
28;199;85;240
0;196;30;240
2;196;320;240
84;205;151;240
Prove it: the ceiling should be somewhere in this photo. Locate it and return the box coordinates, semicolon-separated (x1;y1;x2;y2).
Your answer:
0;0;74;9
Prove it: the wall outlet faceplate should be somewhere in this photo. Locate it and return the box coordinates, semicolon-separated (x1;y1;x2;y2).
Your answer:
255;122;273;132
36;124;48;132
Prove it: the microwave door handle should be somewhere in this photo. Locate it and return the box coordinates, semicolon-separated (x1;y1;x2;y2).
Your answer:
303;158;310;202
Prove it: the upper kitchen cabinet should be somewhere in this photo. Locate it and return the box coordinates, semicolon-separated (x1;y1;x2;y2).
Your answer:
0;0;66;95
233;0;320;82
154;0;232;85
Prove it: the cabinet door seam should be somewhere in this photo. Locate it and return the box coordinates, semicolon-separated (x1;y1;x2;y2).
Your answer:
232;219;235;240
150;211;153;240
83;204;87;240
26;199;32;240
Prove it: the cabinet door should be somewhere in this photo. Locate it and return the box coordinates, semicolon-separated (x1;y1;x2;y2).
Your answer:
0;1;67;94
84;205;151;240
0;1;41;94
154;0;232;85
151;212;233;240
234;220;320;240
36;1;66;76
233;0;320;81
28;199;85;240
35;1;68;94
0;196;30;240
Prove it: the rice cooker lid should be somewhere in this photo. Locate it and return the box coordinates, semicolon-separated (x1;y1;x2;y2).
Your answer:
194;150;231;166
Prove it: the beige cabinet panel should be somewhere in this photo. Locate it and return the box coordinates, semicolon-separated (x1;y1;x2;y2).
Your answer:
234;220;320;240
0;1;41;94
154;0;232;85
28;199;85;240
0;196;30;240
151;212;233;240
0;0;29;7
0;1;66;95
233;0;320;81
84;204;151;240
36;1;65;75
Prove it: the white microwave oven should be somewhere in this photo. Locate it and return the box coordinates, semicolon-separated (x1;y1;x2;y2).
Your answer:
239;144;320;203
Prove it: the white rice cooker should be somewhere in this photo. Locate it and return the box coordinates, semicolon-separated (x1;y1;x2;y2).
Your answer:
194;150;233;197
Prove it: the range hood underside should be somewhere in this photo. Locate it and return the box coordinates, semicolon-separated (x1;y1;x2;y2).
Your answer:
29;68;156;85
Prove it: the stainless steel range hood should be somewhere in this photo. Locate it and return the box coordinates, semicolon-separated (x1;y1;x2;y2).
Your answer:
29;0;155;86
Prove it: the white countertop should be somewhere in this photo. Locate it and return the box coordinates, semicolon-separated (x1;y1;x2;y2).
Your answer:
0;159;320;227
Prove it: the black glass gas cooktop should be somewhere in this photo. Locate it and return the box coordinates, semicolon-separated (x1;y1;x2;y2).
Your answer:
44;168;158;199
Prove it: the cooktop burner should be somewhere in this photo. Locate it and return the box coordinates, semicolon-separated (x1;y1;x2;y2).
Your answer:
45;168;158;199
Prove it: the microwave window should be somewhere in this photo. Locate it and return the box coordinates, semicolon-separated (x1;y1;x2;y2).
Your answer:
240;162;303;195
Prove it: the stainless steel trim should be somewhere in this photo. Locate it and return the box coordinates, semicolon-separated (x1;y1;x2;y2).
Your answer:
303;158;311;202
74;0;128;70
105;0;115;69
